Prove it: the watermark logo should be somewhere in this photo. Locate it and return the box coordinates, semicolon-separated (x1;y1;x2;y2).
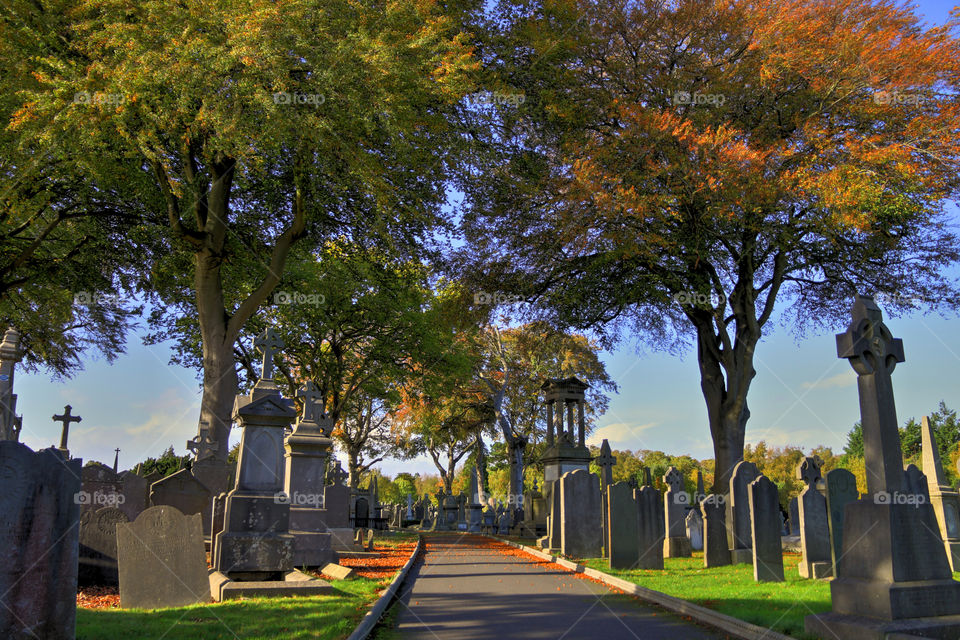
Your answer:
701;494;728;506
274;491;324;507
274;291;325;306
74;91;126;105
875;292;931;308
673;290;726;307
874;491;926;507
874;90;926;106
74;490;126;507
272;92;325;106
467;91;526;107
673;91;726;106
473;291;523;305
672;491;691;505
74;291;124;306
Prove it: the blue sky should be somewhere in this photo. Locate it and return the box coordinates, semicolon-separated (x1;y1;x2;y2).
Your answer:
15;0;960;478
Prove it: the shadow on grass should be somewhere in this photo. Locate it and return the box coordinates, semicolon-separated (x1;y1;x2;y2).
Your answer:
77;580;379;640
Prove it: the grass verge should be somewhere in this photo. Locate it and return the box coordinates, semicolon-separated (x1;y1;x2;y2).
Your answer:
579;552;829;639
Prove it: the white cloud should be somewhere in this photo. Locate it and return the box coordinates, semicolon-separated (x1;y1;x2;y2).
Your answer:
587;421;658;447
801;372;855;391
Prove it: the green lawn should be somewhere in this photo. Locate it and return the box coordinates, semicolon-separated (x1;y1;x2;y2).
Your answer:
77;578;381;640
580;552;830;639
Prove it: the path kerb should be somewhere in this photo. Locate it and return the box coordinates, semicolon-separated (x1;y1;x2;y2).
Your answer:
490;536;793;640
346;535;424;640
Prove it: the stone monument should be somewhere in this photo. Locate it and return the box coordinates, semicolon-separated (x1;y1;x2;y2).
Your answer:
727;460;758;564
701;494;731;567
806;296;960;639
824;467;858;578
749;475;784;582
0;327;24;441
921;415;960;571
559;469;602;558
663;466;692;557
607;481;639;569
797;456;832;579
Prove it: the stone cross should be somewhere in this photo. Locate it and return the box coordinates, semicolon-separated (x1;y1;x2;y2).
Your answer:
186;422;219;461
797;456;824;488
253;328;284;380
836;295;905;496
663;466;684;492
52;405;82;452
328;459;348;486
595;439;617;489
295;381;324;423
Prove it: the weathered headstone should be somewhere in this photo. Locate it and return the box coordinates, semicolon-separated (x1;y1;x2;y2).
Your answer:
116;505;211;608
468;469;483;533
749;475;784;582
607;481;640;569
595;439;616;556
663;466;692;557
80;462;124;514
150;468;212;535
796;456;831;579
559;469;602;558
695;470;706;504
701;495;731;568
806;296;960;640
824;467;858;577
117;470;148;521
921;415;960;571
0;443;81;639
636;485;665;569
788;496;800;535
78;506;129;586
727;460;758;564
685;508;703;551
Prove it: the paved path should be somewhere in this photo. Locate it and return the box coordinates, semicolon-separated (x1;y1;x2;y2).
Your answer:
392;534;725;640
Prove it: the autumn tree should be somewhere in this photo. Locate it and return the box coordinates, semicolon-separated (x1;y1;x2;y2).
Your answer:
462;0;960;490
10;0;479;460
477;322;615;518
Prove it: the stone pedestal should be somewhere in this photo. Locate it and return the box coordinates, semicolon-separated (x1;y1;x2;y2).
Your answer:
284;401;336;568
213;383;296;579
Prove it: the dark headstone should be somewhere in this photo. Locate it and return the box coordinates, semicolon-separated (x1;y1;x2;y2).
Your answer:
663;466;691;557
824;468;858;577
788;496;800;535
607;482;639;569
749;475;784;582
117;470;148;521
150;468;212;534
0;443;81;640
701;494;731;568
797;456;831;579
78;506;129;586
727;460;759;563
116;505;211;608
559;469;602;558
636;485;665;569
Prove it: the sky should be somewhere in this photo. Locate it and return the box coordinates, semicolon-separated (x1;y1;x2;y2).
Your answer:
13;0;960;480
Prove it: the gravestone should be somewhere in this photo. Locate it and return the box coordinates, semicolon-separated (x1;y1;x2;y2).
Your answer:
663;466;692;557
0;443;81;639
701;494;731;567
607;481;639;569
117;470;148;521
80;462;124;514
749;475;784;582
78;506;129;586
545;479;562;550
685;508;703;551
636;485;665;569
788;496;800;535
806;296;960;640
211;492;227;559
921;415;960;571
727;460;759;564
150;468;212;535
285;381;336;567
497;512;510;535
52;404;81;458
468;470;483;533
116;505;210;608
559;469;602;558
695;470;706;504
824;468;858;577
596;439;617;555
796;456;832;579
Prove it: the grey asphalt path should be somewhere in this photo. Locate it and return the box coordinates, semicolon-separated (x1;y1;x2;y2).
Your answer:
392;534;727;640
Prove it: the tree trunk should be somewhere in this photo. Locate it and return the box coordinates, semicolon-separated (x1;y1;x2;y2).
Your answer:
347;448;361;490
195;248;239;463
506;437;525;524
